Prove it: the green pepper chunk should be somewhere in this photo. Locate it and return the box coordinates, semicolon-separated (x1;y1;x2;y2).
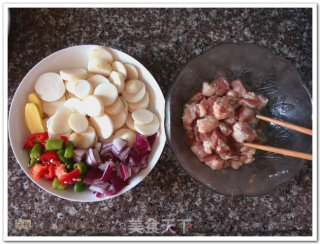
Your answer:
64;141;74;159
28;158;37;168
45;139;64;151
57;149;73;171
29;143;43;161
73;181;83;193
73;162;87;175
52;178;67;190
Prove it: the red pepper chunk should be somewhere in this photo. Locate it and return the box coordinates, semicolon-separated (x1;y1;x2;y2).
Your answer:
54;165;81;186
40;151;59;164
59;136;68;142
43;165;55;180
23;132;48;150
58;168;81;186
30;163;48;180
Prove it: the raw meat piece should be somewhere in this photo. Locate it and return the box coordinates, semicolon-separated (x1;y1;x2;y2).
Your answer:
232;122;257;143
237;106;255;122
183;77;267;170
202;82;216;97
196;115;219;133
212;77;230;96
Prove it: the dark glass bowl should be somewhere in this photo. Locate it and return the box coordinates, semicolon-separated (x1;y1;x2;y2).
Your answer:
165;44;312;196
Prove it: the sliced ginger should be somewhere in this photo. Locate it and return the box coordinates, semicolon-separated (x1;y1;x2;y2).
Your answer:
28;93;43;118
25;102;47;134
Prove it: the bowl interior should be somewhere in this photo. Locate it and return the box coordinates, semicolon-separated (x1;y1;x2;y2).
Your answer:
166;44;312;196
9;45;166;202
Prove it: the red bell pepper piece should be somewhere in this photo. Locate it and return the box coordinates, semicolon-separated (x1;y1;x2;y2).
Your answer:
58;168;81;186
43;165;55;180
30;163;48;180
59;136;68;142
40;151;60;164
23;132;48;150
54;164;67;178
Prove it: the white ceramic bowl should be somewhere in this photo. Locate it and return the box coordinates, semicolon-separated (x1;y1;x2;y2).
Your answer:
9;45;166;202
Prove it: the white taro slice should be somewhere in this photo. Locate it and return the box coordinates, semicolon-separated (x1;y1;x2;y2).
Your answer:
73;79;93;99
90;114;114;140
34;72;66;102
83;95;104;117
134;114;160;136
90;46;114;64
42;95;66;116
124;63;139;80
104;97;124;116
60;68;88;81
112;61;127;80
88;57;112;76
68;113;89;133
88;74;110;88
109;71;125;93
122;80;146;103
125;113;136;131
132;108;154;125
128;91;149;112
94;83;118;106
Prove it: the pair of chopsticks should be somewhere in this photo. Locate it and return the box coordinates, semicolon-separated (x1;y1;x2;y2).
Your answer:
244;114;312;160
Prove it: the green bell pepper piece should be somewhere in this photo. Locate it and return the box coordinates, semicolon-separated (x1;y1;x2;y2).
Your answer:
52;178;67;190
45;139;64;151
73;162;87;175
64;141;74;159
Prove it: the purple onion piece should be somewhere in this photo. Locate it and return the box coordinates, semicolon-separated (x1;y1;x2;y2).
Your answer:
73;149;87;161
118;147;131;161
105;184;116;196
92;149;102;164
88;182;111;194
112;138;128;155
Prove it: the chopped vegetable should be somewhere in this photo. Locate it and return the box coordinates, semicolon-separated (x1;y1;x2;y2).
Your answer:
28;158;37;168
73;181;84;193
88;182;111;194
25;103;47;134
111;175;128;192
73;149;87;162
45;139;64;151
83;168;103;184
43;164;55;180
56;150;73;170
58;168;81;186
52;177;67;190
73;162;87;175
30;163;48;180
28;93;44;118
86;148;102;167
64;141;74;159
59;136;68;142
40;151;59;164
23;132;48;150
29;143;43;161
120;164;131;181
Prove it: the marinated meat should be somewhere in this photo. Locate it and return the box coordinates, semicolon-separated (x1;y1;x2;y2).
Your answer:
237;106;255;122
202;82;216;97
232;122;256;143
183;76;268;170
197;115;219;133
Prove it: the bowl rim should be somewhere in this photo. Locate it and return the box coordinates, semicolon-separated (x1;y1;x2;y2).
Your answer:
165;43;312;197
9;44;166;202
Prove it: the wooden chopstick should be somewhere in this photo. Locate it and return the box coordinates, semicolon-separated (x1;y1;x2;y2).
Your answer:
256;114;312;136
243;143;312;160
